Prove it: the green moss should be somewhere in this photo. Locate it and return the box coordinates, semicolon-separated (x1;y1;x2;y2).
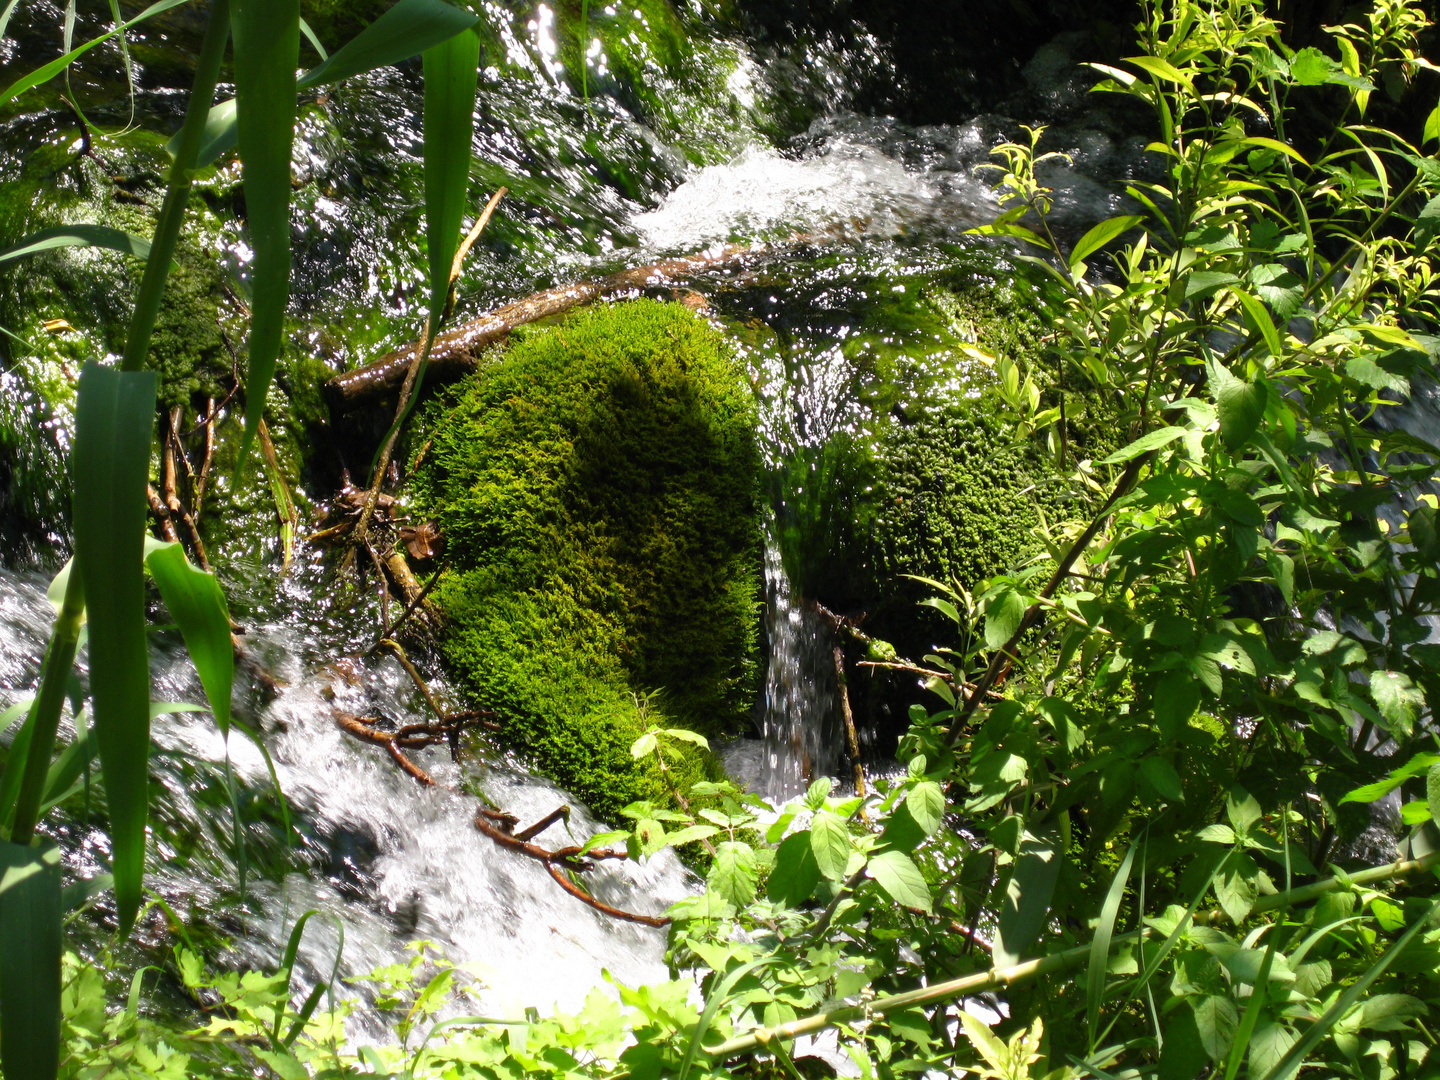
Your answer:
414;300;763;817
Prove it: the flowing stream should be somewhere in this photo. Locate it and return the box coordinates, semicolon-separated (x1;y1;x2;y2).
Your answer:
2;0;1438;1029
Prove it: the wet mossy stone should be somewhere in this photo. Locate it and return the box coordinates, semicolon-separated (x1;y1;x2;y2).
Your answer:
414;299;763;818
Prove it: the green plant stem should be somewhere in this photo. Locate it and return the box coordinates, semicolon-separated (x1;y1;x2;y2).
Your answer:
118;0;230;373
8;569;85;844
704;846;1440;1060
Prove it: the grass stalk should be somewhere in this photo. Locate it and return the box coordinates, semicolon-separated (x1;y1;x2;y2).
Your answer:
118;0;230;374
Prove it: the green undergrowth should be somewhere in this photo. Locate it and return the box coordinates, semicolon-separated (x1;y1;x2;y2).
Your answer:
413;299;763;818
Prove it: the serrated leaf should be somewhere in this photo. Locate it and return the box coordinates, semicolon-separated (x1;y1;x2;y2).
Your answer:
0;839;61;1080
707;841;756;907
1215;850;1259;923
1154;670;1201;742
984;586;1026;649
664;824;718;848
1250;262;1304;320
73;365;156;934
630;732;657;758
810;811;852;882
1289;47;1331;85
767;831;820;907
232;0;300;455
0;225;152;266
1370;670;1423;736
903;781;945;836
1185;270;1239;299
994;822;1060;967
867;850;931;912
1207;358;1266;451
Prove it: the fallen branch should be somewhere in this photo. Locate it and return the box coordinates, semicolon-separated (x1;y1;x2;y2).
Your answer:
473;806;667;927
324;241;765;412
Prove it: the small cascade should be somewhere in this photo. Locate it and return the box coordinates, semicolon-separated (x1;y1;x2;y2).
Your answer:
746;543;846;802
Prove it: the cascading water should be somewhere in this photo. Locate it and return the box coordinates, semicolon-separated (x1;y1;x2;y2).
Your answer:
0;562;693;1026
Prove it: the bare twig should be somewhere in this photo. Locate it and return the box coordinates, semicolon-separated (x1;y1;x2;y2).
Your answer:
833;646;866;802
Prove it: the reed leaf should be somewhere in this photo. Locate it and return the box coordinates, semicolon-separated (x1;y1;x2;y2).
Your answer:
231;0;300;456
144;541;233;735
0;839;61;1080
422;26;480;324
183;0;480;169
73;363;157;933
0;225;151;265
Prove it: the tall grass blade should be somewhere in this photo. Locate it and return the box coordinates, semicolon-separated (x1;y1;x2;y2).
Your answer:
1087;839;1136;1052
300;0;477;87
298;15;327;60
73;363;157;933
0;225;151;265
0;0;23;42
231;0;300;455
422;26;480;325
0;0;190;107
144;541;233;735
0;839;61;1080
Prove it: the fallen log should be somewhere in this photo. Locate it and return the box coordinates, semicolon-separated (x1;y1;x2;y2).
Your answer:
323;242;762;412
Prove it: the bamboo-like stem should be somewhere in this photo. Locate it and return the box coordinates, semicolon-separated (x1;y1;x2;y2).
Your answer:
8;569;86;843
118;0;230;374
704;846;1440;1059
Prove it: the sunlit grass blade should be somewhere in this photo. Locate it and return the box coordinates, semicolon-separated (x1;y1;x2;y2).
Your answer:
0;0;190;108
0;839;61;1080
0;225;152;265
298;15;327;60
422;26;479;324
1086;838;1136;1052
185;0;479;169
73;363;157;933
0;0;24;41
231;0;300;456
144;541;233;734
299;0;476;87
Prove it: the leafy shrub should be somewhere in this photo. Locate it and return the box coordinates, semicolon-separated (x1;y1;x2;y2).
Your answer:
414;299;763;816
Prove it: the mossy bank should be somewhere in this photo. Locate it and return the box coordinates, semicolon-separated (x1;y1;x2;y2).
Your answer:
414;300;763;818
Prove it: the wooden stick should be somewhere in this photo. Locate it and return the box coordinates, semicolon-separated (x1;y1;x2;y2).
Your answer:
833;646;866;801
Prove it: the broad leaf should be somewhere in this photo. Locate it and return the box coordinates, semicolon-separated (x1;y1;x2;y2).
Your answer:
73;364;156;933
707;841;756;907
809;810;852;882
0;225;151;265
903;781;945;836
767;831;820;907
867;850;931;912
1068;214;1143;270
232;0;300;454
0;840;61;1080
1099;425;1186;465
145;542;233;735
1207;358;1265;451
994;822;1061;967
1369;669;1422;736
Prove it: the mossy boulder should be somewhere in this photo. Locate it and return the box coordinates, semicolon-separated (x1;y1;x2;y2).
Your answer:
413;299;763;818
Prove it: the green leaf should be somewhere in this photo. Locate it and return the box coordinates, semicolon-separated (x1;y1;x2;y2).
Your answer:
866;850;931;912
1289;47;1331;86
903;781;945;836
664;824;718;848
1158;996;1207;1079
0;839;61;1080
1417;194;1440;252
1193;993;1238;1063
809;811;852;882
423;26;480;322
1207;358;1266;451
994;822;1061;967
73;364;156;934
0;0;190;107
1427;764;1440;827
1370;670;1422;736
231;0;300;455
144;542;233;735
1140;757;1184;802
707;841;756;907
1068;215;1143;269
629;732;657;758
1154;670;1201;741
984;586;1026;649
1125;54;1192;86
1087;839;1136;1051
0;225;152;266
1099;425;1186;465
767;831;821;907
1215;851;1259;924
1234;289;1282;357
1184;271;1240;300
302;0;478;88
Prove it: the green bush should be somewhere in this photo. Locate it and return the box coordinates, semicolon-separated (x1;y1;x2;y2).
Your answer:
414;299;763;817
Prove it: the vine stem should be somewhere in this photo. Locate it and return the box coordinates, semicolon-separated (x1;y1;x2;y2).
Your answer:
705;847;1440;1059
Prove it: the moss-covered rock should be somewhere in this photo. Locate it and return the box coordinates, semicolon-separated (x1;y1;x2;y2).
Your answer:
414;299;763;817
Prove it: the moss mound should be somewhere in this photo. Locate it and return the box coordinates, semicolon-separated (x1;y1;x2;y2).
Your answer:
414;300;763;817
